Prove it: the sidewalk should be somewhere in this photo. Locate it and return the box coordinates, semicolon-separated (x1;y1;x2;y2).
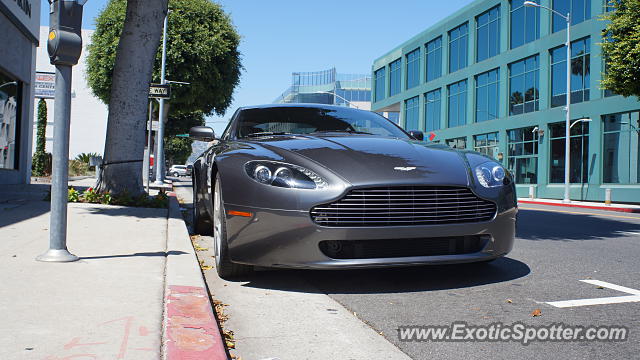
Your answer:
0;180;226;360
518;197;640;213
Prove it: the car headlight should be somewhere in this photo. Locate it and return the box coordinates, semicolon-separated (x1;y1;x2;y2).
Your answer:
245;161;327;189
474;161;506;188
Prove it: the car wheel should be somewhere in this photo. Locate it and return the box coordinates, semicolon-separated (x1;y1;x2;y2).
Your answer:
213;173;252;279
192;175;212;235
171;172;179;177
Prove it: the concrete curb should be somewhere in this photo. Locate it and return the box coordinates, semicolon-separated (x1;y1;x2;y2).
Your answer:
518;199;640;214
162;192;228;360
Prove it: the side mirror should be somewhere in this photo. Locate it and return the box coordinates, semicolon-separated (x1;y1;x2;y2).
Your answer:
408;130;424;141
189;126;215;142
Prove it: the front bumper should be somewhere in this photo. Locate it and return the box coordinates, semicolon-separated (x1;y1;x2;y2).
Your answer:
223;204;517;269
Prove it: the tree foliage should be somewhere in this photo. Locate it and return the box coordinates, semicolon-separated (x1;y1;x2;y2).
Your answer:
164;111;205;164
86;0;242;116
32;99;49;176
601;0;640;98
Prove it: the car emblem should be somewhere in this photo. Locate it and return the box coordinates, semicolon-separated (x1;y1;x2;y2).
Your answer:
394;166;417;171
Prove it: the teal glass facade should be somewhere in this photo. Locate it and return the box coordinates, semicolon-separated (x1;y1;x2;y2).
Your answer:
371;0;640;203
389;59;402;96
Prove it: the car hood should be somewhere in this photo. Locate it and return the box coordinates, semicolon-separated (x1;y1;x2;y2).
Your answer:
248;135;471;186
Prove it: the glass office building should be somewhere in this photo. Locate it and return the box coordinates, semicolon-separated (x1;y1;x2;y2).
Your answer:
371;0;640;203
274;68;372;110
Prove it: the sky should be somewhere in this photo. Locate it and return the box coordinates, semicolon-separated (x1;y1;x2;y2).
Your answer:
41;0;475;134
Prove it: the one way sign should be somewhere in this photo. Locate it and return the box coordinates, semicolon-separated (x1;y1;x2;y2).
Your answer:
149;84;171;99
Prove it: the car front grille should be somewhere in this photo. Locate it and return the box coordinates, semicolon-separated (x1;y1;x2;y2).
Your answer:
318;235;490;259
310;186;497;227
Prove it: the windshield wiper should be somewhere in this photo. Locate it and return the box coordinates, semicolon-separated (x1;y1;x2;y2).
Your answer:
246;131;292;138
311;130;374;135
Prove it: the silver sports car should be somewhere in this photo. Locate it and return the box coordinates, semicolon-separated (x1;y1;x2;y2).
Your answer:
190;104;517;279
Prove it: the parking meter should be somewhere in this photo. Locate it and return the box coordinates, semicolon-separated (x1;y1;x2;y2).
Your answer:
47;0;87;66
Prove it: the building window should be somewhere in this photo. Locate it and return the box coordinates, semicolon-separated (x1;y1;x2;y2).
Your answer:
389;59;401;96
425;89;441;131
551;37;590;108
474;132;499;159
406;48;421;90
447;137;467;149
509;55;539;115
552;0;591;33
374;67;386;102
405;96;420;130
476;6;501;62
449;23;468;73
507;127;539;184
549;121;589;183
426;37;443;82
510;0;540;49
475;68;500;123
386;112;400;124
0;70;21;170
602;112;640;184
448;80;467;128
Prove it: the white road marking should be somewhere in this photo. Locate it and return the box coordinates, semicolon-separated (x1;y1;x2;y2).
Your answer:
546;280;640;308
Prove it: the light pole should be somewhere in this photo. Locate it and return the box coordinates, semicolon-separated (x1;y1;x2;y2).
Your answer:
154;11;170;185
524;1;572;202
312;91;360;109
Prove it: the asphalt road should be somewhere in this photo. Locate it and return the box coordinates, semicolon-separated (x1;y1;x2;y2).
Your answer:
172;177;640;360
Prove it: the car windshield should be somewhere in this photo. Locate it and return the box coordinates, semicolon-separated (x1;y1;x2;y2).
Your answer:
235;106;409;139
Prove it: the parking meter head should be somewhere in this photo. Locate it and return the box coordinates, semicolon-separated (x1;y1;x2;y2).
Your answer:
48;0;85;66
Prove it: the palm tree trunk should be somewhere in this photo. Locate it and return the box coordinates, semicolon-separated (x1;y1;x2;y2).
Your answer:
97;0;169;195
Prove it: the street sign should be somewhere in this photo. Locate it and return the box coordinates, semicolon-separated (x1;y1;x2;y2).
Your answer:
149;84;171;99
35;72;55;99
147;121;159;131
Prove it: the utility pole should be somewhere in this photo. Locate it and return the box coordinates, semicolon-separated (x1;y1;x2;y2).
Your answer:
154;12;169;185
37;0;87;262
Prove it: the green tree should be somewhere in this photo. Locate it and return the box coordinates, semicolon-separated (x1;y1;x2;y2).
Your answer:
601;0;640;98
87;0;242;117
87;0;241;195
164;111;205;165
88;0;169;195
32;99;49;176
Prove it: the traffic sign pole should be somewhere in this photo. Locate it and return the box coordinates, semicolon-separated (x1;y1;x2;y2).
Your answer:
154;12;169;186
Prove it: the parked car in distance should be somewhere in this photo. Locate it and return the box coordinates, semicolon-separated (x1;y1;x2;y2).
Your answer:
167;165;190;177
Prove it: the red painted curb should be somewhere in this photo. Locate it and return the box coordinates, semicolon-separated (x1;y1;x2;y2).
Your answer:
518;199;640;214
165;285;227;360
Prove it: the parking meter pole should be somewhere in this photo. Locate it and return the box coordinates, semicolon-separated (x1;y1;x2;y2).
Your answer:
36;65;78;262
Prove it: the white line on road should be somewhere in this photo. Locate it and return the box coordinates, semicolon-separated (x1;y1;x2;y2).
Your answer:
546;280;640;308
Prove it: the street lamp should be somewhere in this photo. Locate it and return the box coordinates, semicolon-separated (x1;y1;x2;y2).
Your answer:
312;91;361;109
524;1;573;203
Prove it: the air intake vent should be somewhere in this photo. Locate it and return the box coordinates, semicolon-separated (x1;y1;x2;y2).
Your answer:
311;186;496;227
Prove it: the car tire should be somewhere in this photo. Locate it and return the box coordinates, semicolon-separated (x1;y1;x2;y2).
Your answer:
213;173;252;279
192;175;212;235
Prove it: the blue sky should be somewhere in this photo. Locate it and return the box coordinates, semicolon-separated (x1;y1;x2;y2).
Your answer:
42;0;475;133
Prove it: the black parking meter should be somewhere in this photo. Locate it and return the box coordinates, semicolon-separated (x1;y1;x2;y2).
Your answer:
47;0;86;66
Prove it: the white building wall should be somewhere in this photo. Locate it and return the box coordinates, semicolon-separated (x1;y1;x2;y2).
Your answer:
33;27;108;159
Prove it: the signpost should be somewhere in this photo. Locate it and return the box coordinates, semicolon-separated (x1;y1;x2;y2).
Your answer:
35;72;56;99
149;84;171;99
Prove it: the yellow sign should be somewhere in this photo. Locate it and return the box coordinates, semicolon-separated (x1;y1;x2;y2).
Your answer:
48;31;56;41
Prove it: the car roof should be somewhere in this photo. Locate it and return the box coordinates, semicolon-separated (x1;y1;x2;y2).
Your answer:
237;103;370;113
